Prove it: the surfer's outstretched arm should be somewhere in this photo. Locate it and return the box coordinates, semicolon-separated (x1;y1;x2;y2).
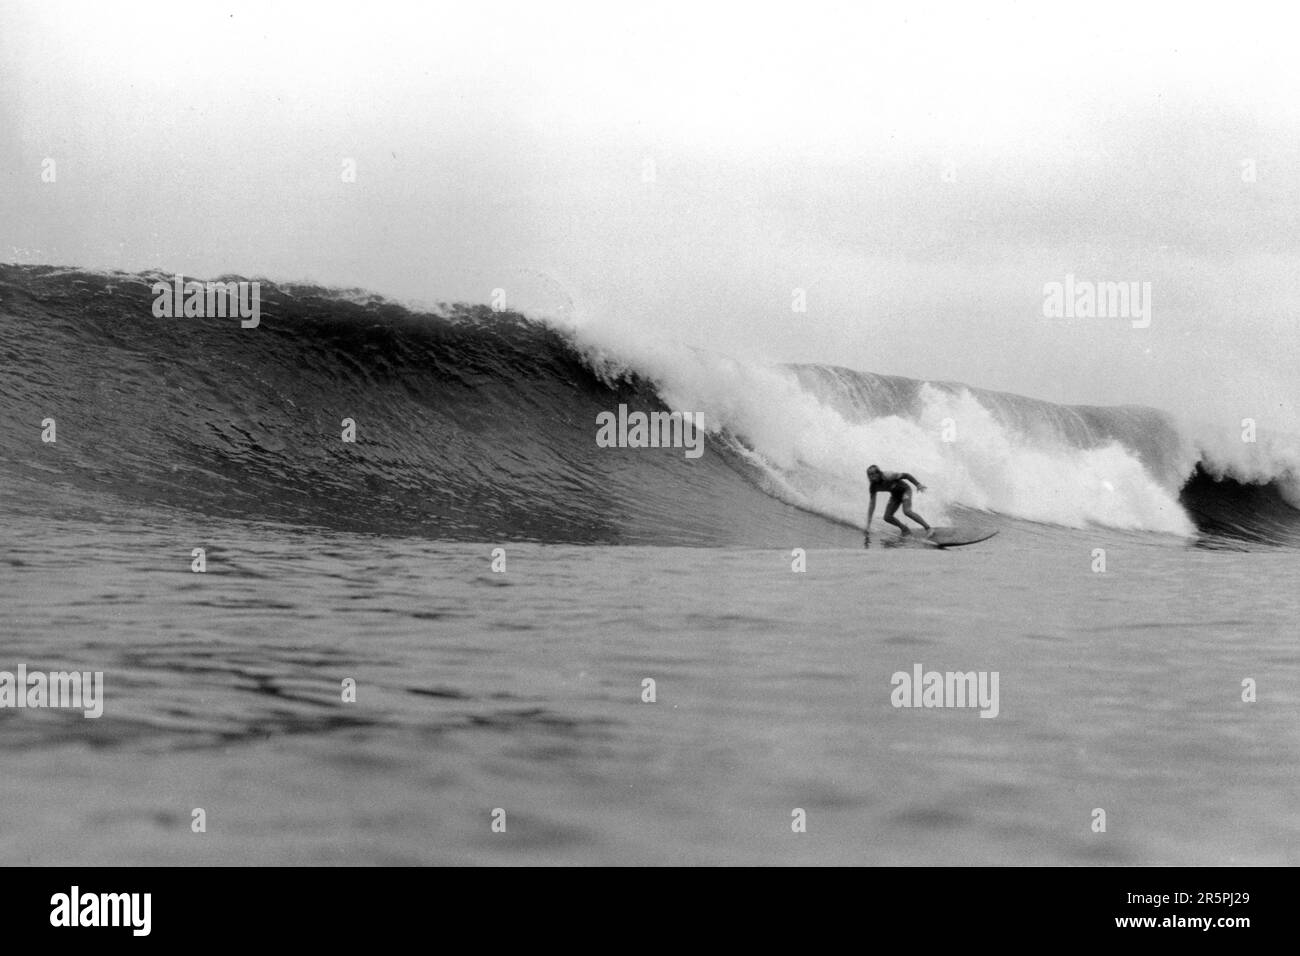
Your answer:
901;473;927;492
866;491;877;529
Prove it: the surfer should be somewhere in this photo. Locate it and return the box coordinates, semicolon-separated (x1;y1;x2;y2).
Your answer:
865;464;931;537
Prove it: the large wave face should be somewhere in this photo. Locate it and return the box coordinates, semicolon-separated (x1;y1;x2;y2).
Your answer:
2;264;1297;548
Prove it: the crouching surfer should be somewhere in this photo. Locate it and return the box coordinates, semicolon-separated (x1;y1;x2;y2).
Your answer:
865;464;931;540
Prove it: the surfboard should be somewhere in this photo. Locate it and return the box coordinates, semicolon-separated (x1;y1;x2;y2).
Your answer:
870;527;999;549
922;527;999;548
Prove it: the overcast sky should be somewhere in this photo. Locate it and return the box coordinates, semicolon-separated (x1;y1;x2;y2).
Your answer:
3;0;1298;425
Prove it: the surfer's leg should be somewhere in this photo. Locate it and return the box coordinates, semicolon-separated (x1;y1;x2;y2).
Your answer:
899;490;930;530
884;497;908;533
903;508;930;530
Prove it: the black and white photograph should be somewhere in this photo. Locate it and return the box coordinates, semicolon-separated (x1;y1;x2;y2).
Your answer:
0;0;1294;920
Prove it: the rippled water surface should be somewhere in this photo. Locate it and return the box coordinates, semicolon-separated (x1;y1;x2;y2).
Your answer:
3;495;1297;866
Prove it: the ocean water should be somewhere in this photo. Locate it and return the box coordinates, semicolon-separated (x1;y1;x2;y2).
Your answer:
4;503;1297;866
2;264;1298;865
